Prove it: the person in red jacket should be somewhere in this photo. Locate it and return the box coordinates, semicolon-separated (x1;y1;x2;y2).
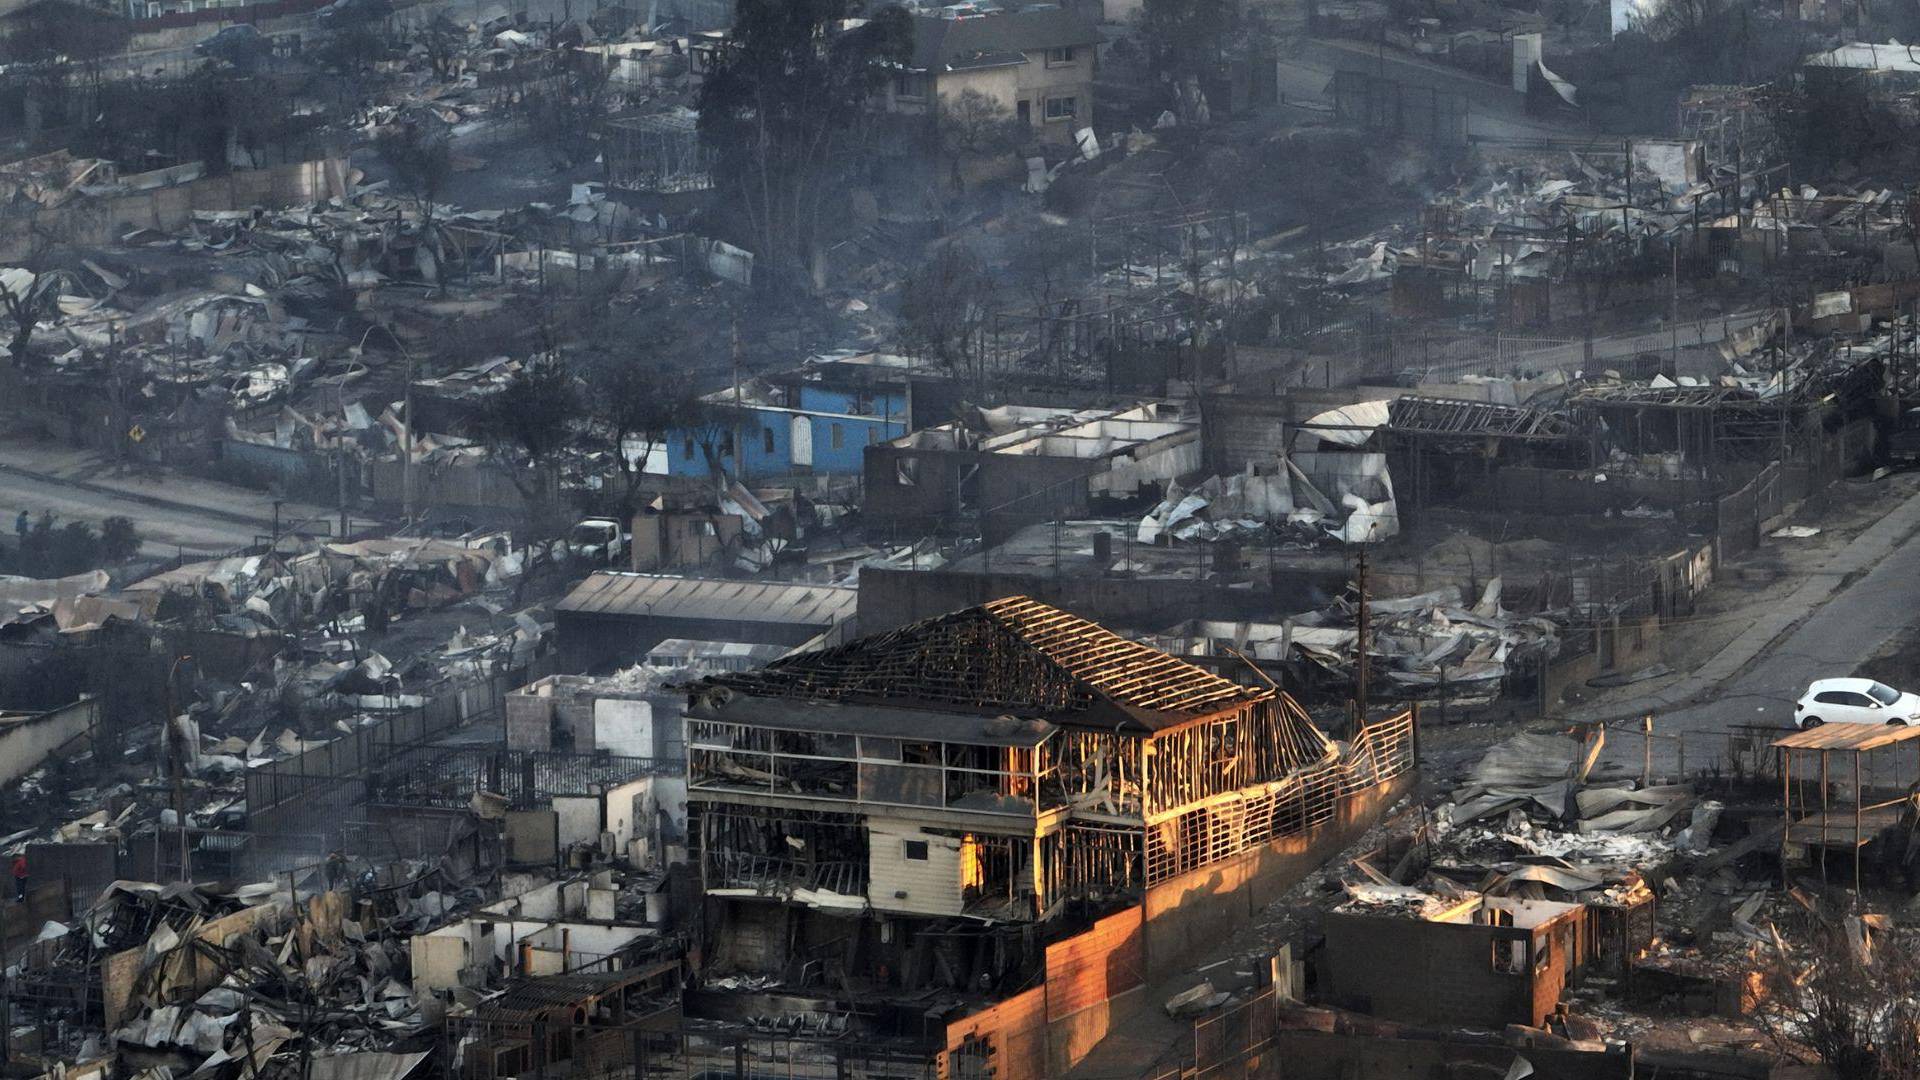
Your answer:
11;853;26;900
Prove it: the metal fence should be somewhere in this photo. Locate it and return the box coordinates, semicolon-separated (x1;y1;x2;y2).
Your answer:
445;1021;943;1080
368;748;657;810
247;661;555;841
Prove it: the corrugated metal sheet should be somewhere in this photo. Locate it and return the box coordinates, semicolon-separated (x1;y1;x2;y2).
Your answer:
867;818;963;917
556;573;856;627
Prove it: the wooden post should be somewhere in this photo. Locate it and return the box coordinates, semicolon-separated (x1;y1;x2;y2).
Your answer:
1780;746;1791;879
1854;749;1863;896
1641;715;1653;787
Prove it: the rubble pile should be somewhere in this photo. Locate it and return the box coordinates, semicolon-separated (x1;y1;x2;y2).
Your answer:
1287;581;1561;701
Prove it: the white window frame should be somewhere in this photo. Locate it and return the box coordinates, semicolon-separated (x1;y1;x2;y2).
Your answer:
1045;45;1075;66
1044;95;1078;122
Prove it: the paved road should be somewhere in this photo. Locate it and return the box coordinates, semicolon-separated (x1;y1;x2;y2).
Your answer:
0;444;341;557
1584;483;1920;776
1520;310;1770;377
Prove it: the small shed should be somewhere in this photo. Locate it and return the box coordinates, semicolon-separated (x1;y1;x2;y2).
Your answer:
1773;721;1920;890
1321;894;1587;1028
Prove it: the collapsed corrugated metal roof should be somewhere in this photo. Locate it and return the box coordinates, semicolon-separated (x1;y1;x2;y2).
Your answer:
556;572;858;627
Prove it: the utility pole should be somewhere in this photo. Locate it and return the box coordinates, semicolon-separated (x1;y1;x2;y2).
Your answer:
166;655;193;883
1669;240;1680;374
402;343;416;524
1355;544;1370;723
337;446;350;538
730;322;745;483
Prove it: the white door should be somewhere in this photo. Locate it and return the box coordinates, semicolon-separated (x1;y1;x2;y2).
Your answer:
791;415;813;468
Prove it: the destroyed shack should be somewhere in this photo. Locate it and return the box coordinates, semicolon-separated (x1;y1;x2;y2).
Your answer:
864;402;1199;543
454;963;683;1080
1322;892;1586;1028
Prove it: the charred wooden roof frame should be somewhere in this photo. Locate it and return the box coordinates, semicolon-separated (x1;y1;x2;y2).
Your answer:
693;595;1267;733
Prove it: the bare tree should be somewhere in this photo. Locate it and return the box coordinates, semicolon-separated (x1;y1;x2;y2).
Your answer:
697;0;913;298
936;89;1023;189
578;355;708;515
523;53;612;169
0;11;125;143
1756;916;1920;1080
473;356;581;537
899;240;1001;395
375;118;453;220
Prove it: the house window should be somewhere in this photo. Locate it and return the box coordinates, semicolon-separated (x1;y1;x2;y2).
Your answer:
1045;46;1075;65
902;839;929;861
1045;96;1078;122
763;426;776;454
831;424;845;450
893;73;928;100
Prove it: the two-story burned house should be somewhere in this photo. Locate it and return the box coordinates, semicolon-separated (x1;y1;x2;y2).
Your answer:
683;596;1416;998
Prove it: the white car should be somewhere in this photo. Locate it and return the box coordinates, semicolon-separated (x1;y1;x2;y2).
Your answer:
1794;678;1920;729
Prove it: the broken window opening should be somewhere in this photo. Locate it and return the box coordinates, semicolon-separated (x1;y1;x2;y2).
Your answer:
697;807;869;897
1491;936;1526;975
902;839;929;861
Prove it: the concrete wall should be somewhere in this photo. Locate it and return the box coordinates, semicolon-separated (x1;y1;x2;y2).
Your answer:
594;697;653;758
1272;1030;1632;1080
505;691;553;751
605;778;650;852
505;809;558;865
941;906;1146;1079
943;984;1049;1080
1041;907;1145;1075
410;922;487;991
1322;913;1535;1026
554;795;603;850
862;445;1096;542
0;696;97;789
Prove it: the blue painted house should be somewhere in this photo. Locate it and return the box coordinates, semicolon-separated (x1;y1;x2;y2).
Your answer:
664;353;952;479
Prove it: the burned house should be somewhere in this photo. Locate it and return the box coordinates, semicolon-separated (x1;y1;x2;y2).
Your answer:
1322;893;1587;1028
685;595;1416;969
864;402;1199;543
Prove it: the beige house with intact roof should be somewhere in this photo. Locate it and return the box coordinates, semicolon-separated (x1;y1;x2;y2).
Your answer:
886;7;1101;143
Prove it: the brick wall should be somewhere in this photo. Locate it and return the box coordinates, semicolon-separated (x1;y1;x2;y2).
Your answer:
1044;907;1144;1020
942;985;1048;1080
